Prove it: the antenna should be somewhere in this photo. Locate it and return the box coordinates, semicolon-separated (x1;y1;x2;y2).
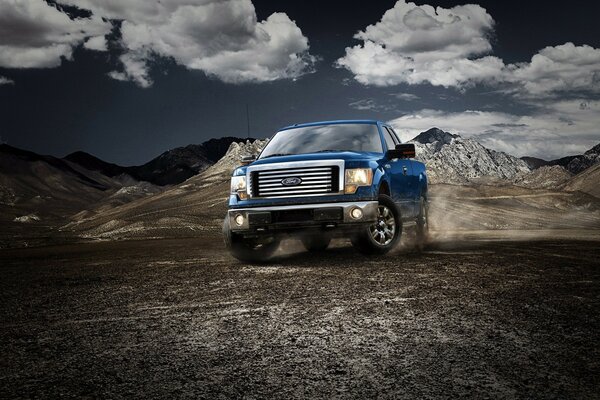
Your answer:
246;103;250;139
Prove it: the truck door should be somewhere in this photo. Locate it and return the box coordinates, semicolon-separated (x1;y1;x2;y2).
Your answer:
382;127;415;218
389;127;420;216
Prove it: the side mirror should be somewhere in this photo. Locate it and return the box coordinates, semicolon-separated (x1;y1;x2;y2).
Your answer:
386;143;416;160
240;154;256;165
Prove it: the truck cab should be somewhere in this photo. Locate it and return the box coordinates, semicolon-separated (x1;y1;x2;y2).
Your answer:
223;120;428;262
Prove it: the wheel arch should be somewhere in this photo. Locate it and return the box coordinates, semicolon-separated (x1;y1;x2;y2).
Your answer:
379;180;390;196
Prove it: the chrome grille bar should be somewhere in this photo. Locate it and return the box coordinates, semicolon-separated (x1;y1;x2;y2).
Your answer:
258;172;332;181
260;184;332;192
258;167;332;175
247;160;344;199
259;179;331;187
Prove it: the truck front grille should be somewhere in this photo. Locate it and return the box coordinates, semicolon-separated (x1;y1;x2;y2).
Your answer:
251;165;341;198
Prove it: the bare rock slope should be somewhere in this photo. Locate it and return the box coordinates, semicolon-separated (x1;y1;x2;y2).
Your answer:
201;139;268;182
409;128;531;184
548;143;600;174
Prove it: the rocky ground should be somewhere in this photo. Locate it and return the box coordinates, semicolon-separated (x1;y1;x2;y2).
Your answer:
1;232;599;399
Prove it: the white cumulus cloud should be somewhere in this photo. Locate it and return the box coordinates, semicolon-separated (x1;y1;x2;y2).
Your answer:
336;0;502;88
59;0;317;87
507;42;600;97
355;2;494;59
0;0;110;68
83;35;108;52
338;1;600;99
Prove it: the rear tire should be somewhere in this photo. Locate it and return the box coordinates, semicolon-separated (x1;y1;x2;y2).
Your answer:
301;235;331;252
351;194;402;255
223;217;280;263
416;196;429;250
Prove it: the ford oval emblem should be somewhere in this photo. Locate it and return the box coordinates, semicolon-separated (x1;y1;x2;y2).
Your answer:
281;177;302;186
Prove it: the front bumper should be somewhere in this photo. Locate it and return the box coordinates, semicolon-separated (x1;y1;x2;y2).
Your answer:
227;201;378;233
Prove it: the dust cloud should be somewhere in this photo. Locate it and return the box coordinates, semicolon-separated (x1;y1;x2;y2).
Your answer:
427;183;600;243
268;183;600;258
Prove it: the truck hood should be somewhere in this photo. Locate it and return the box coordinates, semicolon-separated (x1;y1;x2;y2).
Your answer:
250;151;382;166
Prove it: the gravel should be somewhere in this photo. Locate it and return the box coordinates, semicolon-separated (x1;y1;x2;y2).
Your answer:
1;234;599;399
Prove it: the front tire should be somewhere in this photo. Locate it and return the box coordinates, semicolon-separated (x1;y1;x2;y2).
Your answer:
223;217;280;263
351;194;402;255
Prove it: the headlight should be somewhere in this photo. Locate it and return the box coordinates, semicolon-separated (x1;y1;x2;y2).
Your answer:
230;176;248;200
345;168;373;194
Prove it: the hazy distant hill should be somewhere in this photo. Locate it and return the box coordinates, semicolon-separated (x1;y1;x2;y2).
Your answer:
520;156;549;169
63;151;131;178
64;136;255;186
3;144;109;190
521;143;600;174
547;143;600;174
0;144;126;227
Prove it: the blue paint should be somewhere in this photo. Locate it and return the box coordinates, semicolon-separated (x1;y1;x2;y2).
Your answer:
228;120;427;217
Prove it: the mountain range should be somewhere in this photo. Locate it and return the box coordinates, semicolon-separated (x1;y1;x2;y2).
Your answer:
0;144;127;220
64;136;600;241
63;136;256;186
1;129;599;247
0;137;252;236
521;143;600;174
408;128;599;191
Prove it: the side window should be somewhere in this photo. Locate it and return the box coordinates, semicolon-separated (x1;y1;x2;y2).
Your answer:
387;127;401;144
382;127;397;151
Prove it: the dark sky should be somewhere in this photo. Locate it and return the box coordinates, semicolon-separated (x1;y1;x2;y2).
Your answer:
1;0;599;165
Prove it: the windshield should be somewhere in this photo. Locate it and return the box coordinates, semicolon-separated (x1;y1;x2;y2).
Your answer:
259;123;383;159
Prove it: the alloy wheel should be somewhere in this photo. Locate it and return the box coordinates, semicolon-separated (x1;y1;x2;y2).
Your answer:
369;205;396;246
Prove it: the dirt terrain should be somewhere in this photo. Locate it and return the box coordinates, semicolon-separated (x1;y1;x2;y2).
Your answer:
1;232;599;399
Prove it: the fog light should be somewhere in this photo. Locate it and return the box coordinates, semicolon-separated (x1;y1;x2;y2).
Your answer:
350;207;363;220
234;214;245;226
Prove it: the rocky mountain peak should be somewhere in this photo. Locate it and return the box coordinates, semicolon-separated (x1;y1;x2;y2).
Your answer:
546;141;600;174
408;128;530;184
198;139;268;182
412;127;459;145
584;142;600;156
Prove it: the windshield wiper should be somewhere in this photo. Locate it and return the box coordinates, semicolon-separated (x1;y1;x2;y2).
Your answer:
314;149;344;153
261;153;294;159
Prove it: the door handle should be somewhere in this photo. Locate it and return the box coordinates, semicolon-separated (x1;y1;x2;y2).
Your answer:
403;165;408;175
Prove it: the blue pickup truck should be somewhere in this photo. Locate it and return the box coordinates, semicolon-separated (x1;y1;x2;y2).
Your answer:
223;120;428;262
